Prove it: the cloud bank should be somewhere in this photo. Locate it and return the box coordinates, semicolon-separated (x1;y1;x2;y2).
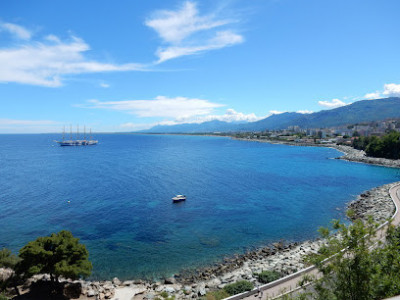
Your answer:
364;83;400;99
0;27;142;87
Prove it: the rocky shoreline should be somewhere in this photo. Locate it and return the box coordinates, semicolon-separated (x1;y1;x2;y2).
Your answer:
2;142;399;300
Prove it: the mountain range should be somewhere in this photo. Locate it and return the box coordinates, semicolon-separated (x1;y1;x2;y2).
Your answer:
141;97;400;133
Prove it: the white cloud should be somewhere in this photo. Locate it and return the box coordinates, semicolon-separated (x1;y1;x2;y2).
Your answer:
145;1;228;44
364;83;400;99
156;30;243;63
318;98;347;108
364;92;381;100
84;96;224;119
1;22;32;40
269;110;286;115
100;82;110;88
297;110;313;114
159;108;265;125
0;34;143;87
146;1;244;63
382;83;400;97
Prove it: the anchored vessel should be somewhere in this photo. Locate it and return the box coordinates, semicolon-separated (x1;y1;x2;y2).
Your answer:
56;125;98;146
172;195;186;203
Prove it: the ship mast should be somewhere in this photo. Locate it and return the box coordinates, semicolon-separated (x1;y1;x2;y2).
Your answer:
84;125;86;141
70;124;72;140
77;124;80;140
62;125;65;141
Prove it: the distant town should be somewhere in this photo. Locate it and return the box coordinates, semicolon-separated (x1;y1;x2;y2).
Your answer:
230;118;400;146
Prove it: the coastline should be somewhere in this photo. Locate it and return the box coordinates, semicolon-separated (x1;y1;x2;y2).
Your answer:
231;137;400;168
3;141;400;300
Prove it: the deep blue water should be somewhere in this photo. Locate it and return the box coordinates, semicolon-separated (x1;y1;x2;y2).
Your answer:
0;134;399;280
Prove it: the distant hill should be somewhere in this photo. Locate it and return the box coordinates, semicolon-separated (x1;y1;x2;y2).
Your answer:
141;97;400;133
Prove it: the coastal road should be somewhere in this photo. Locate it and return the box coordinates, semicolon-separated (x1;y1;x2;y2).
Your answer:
229;183;400;300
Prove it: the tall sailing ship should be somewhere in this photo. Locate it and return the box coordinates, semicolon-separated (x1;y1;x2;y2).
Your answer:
56;125;98;146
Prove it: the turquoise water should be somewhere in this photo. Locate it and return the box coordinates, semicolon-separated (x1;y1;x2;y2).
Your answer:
0;134;399;280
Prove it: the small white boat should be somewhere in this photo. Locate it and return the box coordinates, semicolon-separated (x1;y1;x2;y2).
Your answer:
172;195;186;203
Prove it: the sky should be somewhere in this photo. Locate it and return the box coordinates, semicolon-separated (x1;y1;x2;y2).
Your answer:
1;0;400;133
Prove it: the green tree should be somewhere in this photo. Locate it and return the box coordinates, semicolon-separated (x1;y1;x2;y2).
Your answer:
0;249;19;269
17;230;92;282
364;131;400;159
308;213;377;300
0;248;21;296
304;213;400;300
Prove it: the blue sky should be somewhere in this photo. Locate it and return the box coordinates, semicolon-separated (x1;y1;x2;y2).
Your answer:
1;0;400;133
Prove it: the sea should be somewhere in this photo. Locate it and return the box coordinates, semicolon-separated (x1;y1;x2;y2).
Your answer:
0;134;399;280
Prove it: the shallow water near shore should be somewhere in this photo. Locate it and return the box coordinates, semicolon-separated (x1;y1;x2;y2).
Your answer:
1;134;399;280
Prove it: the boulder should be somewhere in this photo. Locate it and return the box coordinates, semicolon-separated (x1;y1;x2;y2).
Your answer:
0;268;14;282
164;277;176;284
196;283;206;296
112;277;121;286
164;286;175;293
87;288;96;297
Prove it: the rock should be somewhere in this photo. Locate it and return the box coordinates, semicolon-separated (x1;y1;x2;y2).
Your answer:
164;286;176;293
196;283;206;296
164;277;176;284
0;268;14;282
206;278;221;288
103;283;114;291
87;288;96;297
123;280;134;286
112;277;121;286
144;292;155;299
132;284;147;295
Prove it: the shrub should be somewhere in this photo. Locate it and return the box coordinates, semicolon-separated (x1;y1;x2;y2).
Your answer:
205;290;230;300
256;270;281;284
0;294;8;300
159;291;169;298
223;280;254;295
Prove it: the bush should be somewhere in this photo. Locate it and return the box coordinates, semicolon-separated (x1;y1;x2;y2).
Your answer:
159;291;169;298
205;290;230;300
256;270;281;284
0;248;20;269
0;293;8;300
223;280;254;295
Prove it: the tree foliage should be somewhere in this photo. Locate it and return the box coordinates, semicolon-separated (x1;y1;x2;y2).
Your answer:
352;131;400;159
223;281;254;295
303;213;400;300
0;249;20;269
256;270;281;284
17;230;92;282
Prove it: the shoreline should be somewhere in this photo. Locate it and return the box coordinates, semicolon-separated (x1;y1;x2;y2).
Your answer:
231;137;400;168
3;140;400;300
